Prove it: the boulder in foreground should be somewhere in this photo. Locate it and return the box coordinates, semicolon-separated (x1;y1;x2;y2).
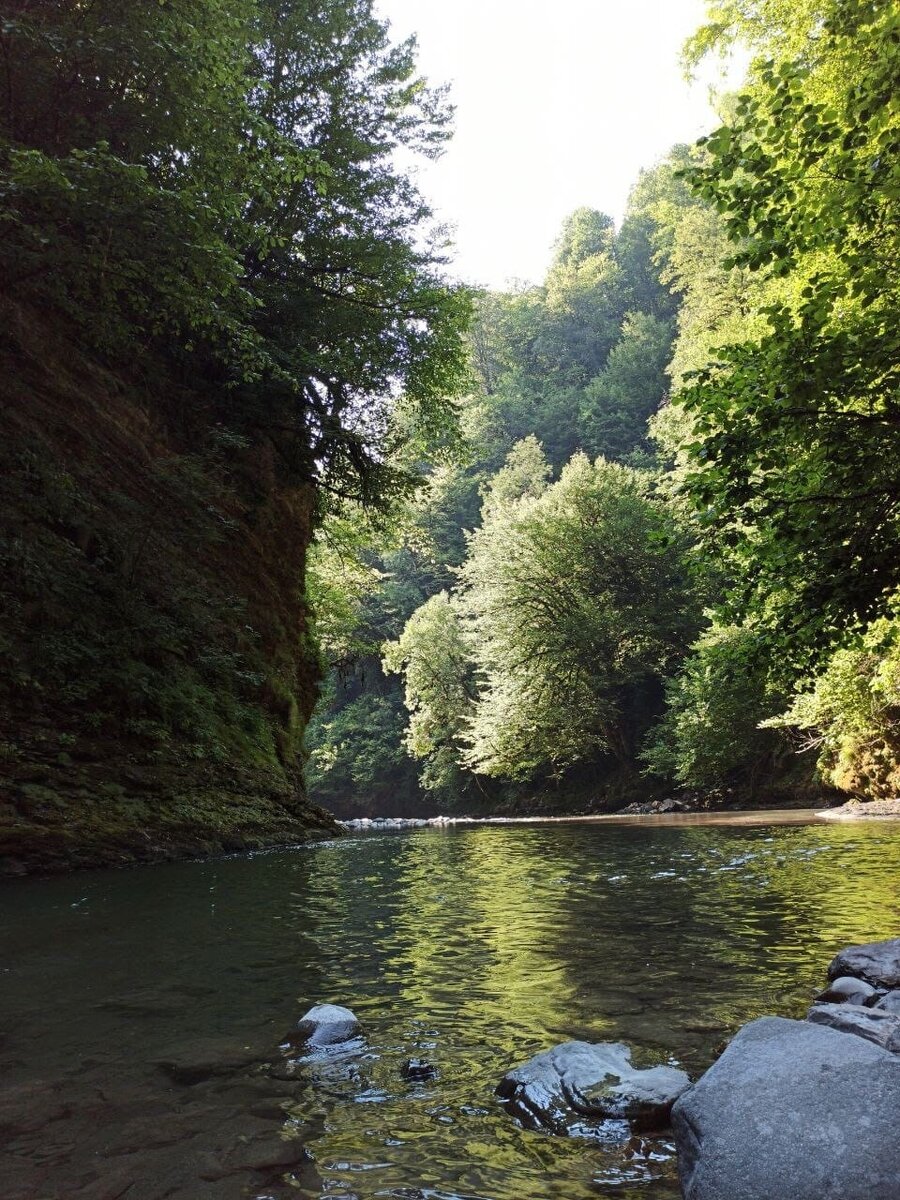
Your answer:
672;1016;900;1200
498;1040;689;1135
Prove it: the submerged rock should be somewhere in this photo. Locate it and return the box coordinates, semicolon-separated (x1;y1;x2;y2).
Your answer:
293;1003;361;1047
497;1040;689;1135
401;1057;437;1081
828;937;900;989
672;1016;900;1200
806;1001;900;1053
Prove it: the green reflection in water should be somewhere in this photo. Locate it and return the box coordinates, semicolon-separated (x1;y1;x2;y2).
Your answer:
0;817;898;1200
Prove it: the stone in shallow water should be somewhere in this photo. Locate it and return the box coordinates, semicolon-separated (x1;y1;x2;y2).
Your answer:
401;1058;437;1081
807;1001;900;1053
293;1003;361;1047
815;975;877;1006
672;1016;900;1200
497;1040;690;1136
828;937;900;989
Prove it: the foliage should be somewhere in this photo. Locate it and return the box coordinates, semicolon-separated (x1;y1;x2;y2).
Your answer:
304;1;900;811
766;604;900;797
458;451;700;780
580;312;674;461
0;0;472;505
382;591;475;797
306;187;684;809
642;623;785;789
305;687;420;815
673;0;900;661
463;197;677;474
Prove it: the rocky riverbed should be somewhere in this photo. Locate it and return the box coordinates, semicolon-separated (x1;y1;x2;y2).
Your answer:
671;935;900;1199
482;936;900;1199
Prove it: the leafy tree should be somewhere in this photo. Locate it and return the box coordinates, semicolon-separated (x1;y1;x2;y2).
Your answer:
674;0;900;660
765;601;900;797
642;623;786;789
459;451;700;779
306;688;421;816
580;312;674;461
1;0;472;506
382;591;475;798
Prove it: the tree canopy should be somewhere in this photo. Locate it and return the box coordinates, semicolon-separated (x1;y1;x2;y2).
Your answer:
1;0;471;505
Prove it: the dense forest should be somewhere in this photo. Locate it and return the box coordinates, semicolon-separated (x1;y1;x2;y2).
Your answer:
1;0;898;866
306;0;900;818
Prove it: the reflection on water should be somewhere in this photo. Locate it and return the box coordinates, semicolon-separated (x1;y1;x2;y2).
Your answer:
1;815;899;1199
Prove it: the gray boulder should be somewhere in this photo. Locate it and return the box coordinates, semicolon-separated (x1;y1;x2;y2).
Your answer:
807;1001;900;1053
293;1003;361;1047
498;1040;689;1135
875;989;900;1015
672;1016;900;1200
828;937;900;988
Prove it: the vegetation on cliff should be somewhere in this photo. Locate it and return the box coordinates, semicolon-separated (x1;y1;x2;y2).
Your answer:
0;0;469;868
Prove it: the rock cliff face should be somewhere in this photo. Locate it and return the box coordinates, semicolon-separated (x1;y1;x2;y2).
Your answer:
0;301;339;873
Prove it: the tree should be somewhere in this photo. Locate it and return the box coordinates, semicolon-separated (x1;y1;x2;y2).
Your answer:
765;599;900;797
673;0;900;660
382;591;475;797
459;452;699;779
1;0;472;506
580;312;674;461
642;622;786;789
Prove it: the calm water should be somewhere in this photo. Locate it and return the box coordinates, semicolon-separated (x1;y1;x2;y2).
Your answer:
2;813;899;1200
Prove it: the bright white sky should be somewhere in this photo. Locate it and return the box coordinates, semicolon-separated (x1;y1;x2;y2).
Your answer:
375;0;742;290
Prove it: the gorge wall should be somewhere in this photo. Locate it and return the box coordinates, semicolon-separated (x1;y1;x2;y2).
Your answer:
0;300;339;875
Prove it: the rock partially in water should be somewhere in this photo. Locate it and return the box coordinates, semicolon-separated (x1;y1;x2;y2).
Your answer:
828;937;900;989
806;1001;900;1053
401;1058;437;1081
497;1040;690;1136
815;975;878;1006
293;1003;361;1047
874;989;900;1015
672;1016;900;1200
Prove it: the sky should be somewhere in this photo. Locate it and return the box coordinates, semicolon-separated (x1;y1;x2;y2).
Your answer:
374;0;742;290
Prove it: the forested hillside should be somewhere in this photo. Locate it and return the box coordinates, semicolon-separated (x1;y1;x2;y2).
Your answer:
308;0;900;818
2;0;897;860
0;0;468;870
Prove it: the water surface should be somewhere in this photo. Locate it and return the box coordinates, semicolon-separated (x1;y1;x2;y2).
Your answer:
2;813;899;1199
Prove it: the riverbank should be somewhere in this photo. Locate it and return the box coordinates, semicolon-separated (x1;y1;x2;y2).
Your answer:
0;759;340;876
341;808;834;831
819;797;900;820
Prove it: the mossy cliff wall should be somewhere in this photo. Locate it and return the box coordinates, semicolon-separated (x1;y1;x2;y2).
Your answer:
0;302;339;874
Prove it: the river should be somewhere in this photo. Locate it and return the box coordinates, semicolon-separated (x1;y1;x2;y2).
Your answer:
2;812;899;1200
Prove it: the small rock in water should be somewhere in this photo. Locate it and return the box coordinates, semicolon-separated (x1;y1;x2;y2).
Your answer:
401;1057;437;1081
827;937;900;989
806;1001;900;1053
814;975;878;1006
497;1040;689;1136
292;1003;361;1047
